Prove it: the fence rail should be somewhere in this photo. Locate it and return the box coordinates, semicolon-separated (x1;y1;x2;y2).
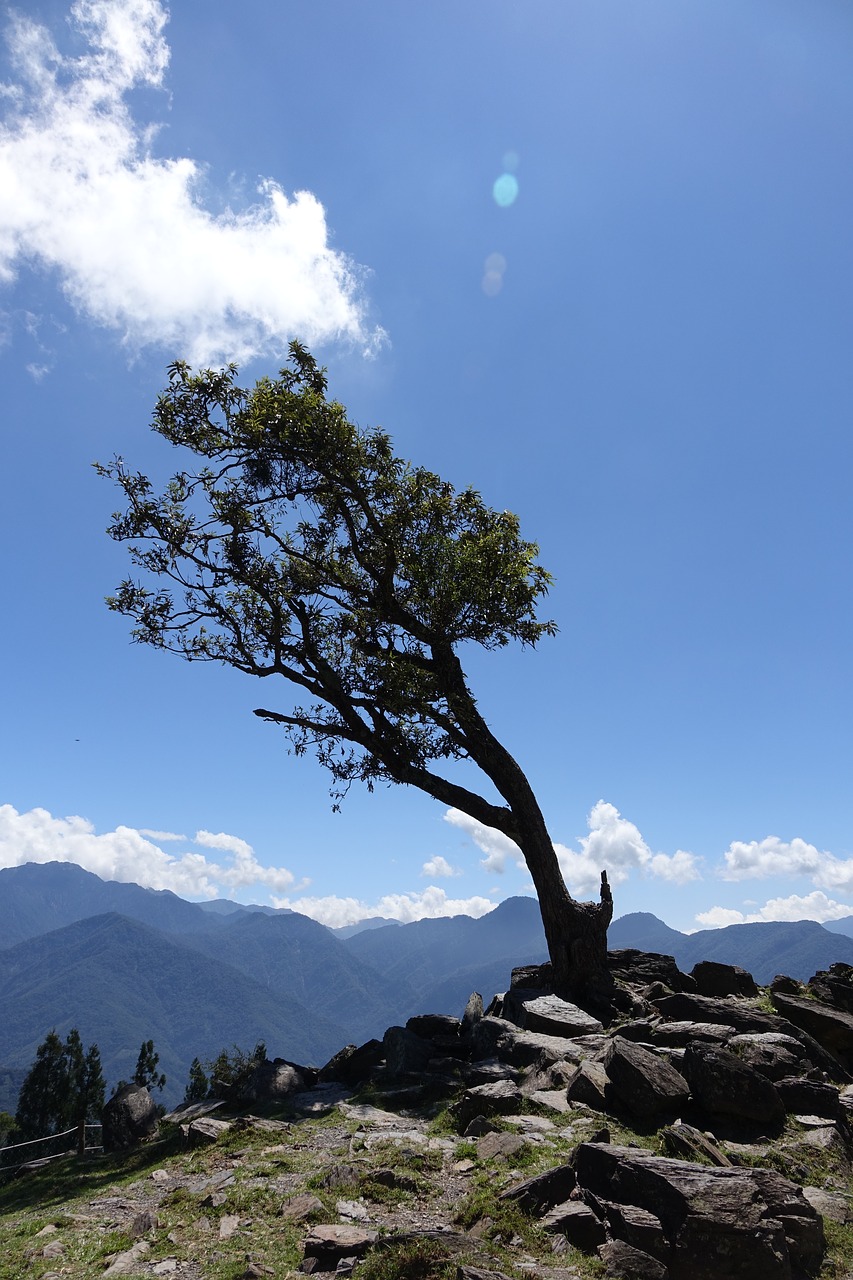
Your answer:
0;1124;102;1175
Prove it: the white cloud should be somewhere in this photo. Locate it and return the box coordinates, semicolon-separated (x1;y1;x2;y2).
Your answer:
421;854;461;878
0;802;298;899
0;0;382;363
446;800;700;898
696;890;853;929
721;835;853;895
443;809;525;874
138;828;186;842
271;886;496;929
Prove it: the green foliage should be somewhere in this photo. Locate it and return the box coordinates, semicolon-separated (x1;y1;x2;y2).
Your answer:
133;1039;166;1093
204;1041;266;1101
13;1029;105;1141
183;1056;208;1103
357;1238;459;1280
97;343;555;835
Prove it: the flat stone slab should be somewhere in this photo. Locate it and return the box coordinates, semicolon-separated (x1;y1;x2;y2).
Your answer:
339;1103;419;1127
519;995;604;1038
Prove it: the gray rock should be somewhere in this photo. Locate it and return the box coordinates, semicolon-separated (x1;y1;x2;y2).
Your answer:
476;1131;528;1161
808;963;853;1015
383;1025;435;1077
406;1013;461;1039
499;1162;576;1213
541;1200;606;1250
101;1084;159;1152
281;1194;325;1221
515;994;604;1038
187;1117;232;1146
246;1058;308;1101
565;1060;612;1111
608;949;696;994
802;1186;853;1223
598;1239;669;1280
302;1224;377;1269
651;1021;736;1049
690;961;758;998
318;1040;384;1084
574;1143;824;1280
774;1075;841;1119
770;992;853;1073
727;1032;810;1081
682;1043;785;1128
659;1123;731;1167
462;991;485;1035
453;1079;521;1130
604;1037;690;1119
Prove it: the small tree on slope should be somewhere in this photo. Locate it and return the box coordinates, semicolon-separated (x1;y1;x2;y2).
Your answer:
98;344;613;1009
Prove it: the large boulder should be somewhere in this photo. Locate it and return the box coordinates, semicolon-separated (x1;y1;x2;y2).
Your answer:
690;961;758;998
808;963;853;1015
505;992;603;1038
572;1143;824;1279
681;1043;785;1129
101;1084;159;1151
608;950;696;993
603;1037;690;1119
770;992;853;1073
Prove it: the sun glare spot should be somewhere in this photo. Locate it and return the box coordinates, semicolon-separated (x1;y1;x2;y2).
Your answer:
492;173;519;208
481;251;507;297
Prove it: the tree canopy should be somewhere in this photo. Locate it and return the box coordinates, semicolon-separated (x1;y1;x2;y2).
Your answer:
99;344;613;1005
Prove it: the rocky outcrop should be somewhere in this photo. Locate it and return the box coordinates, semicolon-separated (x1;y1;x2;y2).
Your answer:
101;1083;159;1151
571;1142;824;1279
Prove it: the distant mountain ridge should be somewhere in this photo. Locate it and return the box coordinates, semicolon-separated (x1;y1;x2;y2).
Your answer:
3;863;853;1113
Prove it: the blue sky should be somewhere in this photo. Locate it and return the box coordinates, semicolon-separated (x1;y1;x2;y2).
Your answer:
1;0;852;932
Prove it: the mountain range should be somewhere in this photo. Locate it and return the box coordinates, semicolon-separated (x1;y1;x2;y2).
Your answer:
2;861;853;1111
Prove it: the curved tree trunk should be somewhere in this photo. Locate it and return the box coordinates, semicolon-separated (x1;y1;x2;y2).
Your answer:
516;824;614;1013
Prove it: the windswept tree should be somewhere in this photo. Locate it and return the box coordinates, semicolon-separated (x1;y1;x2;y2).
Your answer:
99;344;614;1008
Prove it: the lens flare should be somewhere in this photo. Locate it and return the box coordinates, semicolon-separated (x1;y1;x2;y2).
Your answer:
492;173;519;208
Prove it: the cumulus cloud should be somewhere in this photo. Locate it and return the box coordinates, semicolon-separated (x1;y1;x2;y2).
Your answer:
0;802;299;899
443;810;524;874
421;854;461;878
696;890;853;929
721;835;853;895
0;0;381;363
271;886;496;930
445;800;700;898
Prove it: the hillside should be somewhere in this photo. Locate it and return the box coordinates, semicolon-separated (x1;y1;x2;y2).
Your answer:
0;913;347;1107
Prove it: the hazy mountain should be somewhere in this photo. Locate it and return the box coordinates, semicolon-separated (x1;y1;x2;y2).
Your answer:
344;896;548;1001
0;862;219;949
608;911;689;956
332;917;402;940
823;917;853;941
179;909;418;1046
0;912;347;1107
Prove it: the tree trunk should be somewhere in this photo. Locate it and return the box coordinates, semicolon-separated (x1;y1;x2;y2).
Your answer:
516;824;614;1015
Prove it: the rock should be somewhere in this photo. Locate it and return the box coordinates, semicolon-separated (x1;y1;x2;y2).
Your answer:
565;1060;612;1111
598;1201;669;1260
462;992;484;1035
659;1123;731;1166
103;1241;151;1276
476;1131;528;1161
513;994;604;1038
682;1043;785;1128
650;1021;736;1048
407;1013;461;1039
499;1163;576;1213
319;1039;384;1084
452;1079;522;1130
219;1214;241;1240
245;1058;307;1102
808;963;853;1015
302;1224;377;1270
187;1117;232;1146
573;1142;824;1280
41;1240;64;1258
598;1239;669;1279
101;1084;159;1151
770;992;853;1073
604;1037;690;1119
130;1210;159;1237
770;975;802;995
510;963;554;989
803;1186;853;1222
774;1075;841;1119
727;1032;811;1081
281;1194;325;1221
464;1059;519;1086
541;1200;606;1250
383;1025;435;1077
457;1267;515;1280
608;949;696;993
690;961;758;998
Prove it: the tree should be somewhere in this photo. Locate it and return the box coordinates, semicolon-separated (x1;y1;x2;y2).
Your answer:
14;1029;105;1142
183;1057;209;1104
133;1039;166;1093
98;343;613;1008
